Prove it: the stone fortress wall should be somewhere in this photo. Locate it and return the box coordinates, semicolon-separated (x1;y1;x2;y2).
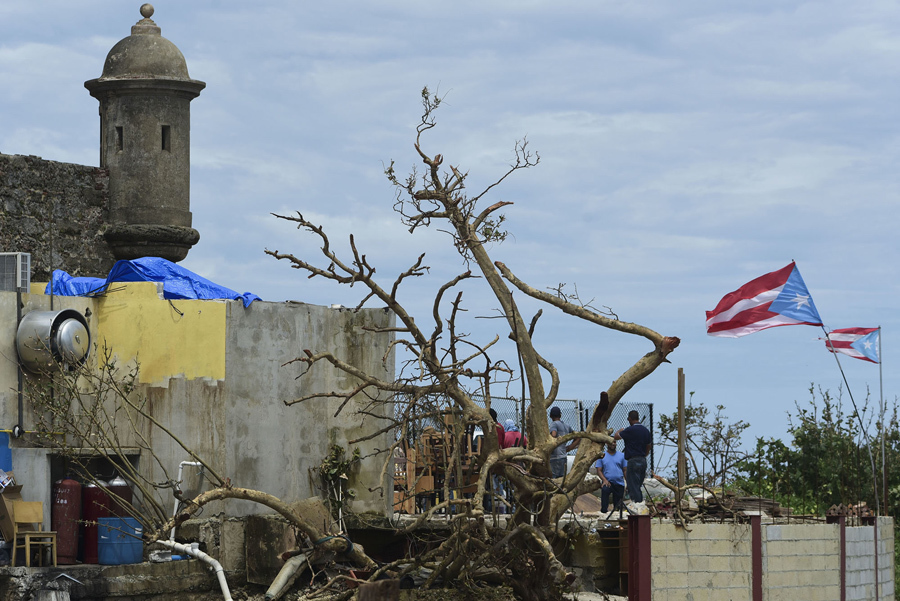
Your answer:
0;153;115;280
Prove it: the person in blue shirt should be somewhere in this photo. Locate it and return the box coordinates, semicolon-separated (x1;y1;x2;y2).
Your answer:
593;441;626;512
614;409;652;503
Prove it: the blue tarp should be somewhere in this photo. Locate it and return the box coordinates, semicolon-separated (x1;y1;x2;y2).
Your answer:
46;257;261;307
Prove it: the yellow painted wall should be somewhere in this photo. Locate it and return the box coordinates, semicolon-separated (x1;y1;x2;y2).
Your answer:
94;282;227;383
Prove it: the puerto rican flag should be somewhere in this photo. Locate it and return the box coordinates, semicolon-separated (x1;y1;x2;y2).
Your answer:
706;262;823;338
823;327;880;363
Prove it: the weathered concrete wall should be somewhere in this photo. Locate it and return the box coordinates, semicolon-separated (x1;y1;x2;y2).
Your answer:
0;285;395;563
763;523;841;600
222;301;395;517
846;518;895;601
0;285;223;526
567;527;622;592
0;153;114;280
650;522;752;601
95;282;227;383
0;290;97;525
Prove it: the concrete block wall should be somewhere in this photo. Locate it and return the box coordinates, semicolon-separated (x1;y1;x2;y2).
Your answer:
877;518;896;600
650;523;752;601
639;518;895;601
846;522;875;600
763;524;840;601
845;518;895;601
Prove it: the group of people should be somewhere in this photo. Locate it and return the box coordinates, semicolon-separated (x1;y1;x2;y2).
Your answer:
489;408;528;449
488;406;573;472
593;409;652;512
487;401;653;514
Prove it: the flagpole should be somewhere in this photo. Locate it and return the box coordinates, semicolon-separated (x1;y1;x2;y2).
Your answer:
878;326;885;601
823;327;880;516
879;326;885;516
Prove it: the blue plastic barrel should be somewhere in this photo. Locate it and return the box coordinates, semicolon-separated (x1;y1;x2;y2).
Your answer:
98;517;143;565
0;433;12;473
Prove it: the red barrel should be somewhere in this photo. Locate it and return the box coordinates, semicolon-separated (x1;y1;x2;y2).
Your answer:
81;480;110;564
52;478;82;564
107;476;133;518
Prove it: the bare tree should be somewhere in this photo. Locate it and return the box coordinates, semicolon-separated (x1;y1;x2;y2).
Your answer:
657;397;751;490
28;89;679;600
263;88;680;597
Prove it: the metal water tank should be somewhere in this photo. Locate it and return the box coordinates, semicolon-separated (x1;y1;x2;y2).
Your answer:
52;478;82;565
107;476;133;518
16;309;90;372
82;480;110;564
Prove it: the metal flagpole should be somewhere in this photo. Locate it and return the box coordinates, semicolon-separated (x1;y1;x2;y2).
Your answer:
822;328;880;516
878;325;884;601
824;327;882;601
879;326;886;516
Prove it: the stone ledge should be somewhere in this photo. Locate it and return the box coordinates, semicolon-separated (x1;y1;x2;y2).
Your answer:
0;559;216;601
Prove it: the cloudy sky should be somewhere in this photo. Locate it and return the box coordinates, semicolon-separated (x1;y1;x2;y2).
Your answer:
2;1;897;450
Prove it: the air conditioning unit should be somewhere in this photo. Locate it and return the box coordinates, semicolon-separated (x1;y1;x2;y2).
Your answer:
0;253;31;293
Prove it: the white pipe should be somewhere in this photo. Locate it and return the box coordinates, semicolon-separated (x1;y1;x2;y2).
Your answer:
170;461;203;541
264;553;308;600
335;482;344;532
157;539;232;601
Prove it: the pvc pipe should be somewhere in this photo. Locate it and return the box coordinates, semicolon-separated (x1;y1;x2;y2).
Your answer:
170;461;203;541
265;553;308;600
157;539;232;601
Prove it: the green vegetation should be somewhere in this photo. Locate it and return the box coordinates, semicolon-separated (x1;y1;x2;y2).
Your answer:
659;384;899;580
733;386;889;516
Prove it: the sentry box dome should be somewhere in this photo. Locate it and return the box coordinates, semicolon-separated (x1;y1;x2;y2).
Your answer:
16;310;91;373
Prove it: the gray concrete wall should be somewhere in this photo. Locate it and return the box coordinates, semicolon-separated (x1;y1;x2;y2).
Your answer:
0;290;395;547
222;301;395;517
0;290;98;434
0;291;100;526
143;376;227;526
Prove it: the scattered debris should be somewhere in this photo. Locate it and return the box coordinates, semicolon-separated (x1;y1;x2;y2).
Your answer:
827;502;873;517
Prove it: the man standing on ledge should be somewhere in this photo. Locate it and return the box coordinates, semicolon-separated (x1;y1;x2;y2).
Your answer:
549;406;576;478
615;410;651;503
592;441;626;513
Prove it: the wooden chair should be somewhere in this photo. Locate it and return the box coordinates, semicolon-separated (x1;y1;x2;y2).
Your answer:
11;501;57;567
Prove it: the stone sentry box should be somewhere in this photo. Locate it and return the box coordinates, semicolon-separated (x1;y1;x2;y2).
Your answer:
84;4;205;263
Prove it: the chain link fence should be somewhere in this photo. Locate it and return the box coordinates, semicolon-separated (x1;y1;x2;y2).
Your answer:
394;393;654;471
474;395;654;471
